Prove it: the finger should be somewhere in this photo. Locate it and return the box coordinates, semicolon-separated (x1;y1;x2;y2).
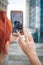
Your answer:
18;32;25;49
26;29;33;41
23;28;29;42
12;33;18;36
11;33;17;40
23;28;33;41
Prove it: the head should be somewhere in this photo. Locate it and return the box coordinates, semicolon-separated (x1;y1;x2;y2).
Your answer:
0;10;12;53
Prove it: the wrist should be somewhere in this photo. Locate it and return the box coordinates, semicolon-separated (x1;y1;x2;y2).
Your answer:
27;52;42;65
27;51;38;61
27;51;37;58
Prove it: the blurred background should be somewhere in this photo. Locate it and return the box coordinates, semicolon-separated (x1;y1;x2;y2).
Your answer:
0;0;43;65
7;0;43;43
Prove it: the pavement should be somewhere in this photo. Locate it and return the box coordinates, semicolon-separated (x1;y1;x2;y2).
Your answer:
8;41;43;65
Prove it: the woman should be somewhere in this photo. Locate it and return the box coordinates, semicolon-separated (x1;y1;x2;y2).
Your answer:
0;29;42;65
0;11;42;65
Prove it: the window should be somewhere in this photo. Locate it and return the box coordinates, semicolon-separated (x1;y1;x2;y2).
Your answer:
30;0;36;8
2;3;4;7
30;0;40;43
5;5;7;9
36;0;40;6
0;1;1;6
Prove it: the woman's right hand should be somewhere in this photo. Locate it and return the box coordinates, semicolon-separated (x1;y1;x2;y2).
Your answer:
18;28;36;57
18;28;42;65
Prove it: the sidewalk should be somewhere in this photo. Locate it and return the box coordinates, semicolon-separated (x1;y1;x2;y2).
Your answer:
8;42;43;65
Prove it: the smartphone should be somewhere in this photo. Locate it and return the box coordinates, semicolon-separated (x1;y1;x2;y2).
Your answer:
11;11;23;35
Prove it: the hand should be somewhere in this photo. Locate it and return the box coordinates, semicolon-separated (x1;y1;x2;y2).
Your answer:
18;28;37;57
18;28;42;65
9;33;18;44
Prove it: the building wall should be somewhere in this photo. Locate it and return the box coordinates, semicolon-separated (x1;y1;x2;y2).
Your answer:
40;0;43;32
29;0;40;29
25;0;30;28
0;0;8;4
40;0;43;42
29;0;43;43
0;0;8;11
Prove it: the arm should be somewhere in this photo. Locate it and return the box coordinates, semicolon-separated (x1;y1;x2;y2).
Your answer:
18;28;42;65
28;52;42;65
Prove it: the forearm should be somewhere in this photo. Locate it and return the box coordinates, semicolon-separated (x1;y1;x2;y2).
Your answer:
28;53;42;65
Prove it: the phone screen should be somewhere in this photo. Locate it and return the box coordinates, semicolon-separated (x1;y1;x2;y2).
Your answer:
11;11;23;34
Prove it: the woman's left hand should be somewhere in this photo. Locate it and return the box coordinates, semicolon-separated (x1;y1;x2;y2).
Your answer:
9;33;18;44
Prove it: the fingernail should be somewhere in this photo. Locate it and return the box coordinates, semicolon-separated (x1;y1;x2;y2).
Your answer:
23;27;25;31
16;30;19;33
16;30;20;36
16;30;18;32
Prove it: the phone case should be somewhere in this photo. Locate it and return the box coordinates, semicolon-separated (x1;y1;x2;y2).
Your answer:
11;11;23;35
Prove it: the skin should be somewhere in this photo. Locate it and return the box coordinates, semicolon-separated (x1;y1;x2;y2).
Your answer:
0;28;42;65
0;33;17;65
0;42;9;65
18;28;42;65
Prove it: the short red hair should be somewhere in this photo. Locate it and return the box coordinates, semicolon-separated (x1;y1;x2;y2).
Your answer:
6;16;12;41
0;11;12;53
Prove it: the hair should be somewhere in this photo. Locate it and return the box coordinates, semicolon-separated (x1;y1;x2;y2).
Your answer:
0;11;12;53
